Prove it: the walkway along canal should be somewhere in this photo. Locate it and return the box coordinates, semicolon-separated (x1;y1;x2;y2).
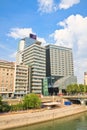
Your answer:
0;105;87;130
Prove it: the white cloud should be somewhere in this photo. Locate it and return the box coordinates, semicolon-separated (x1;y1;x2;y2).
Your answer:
37;0;80;13
37;37;47;46
37;0;56;13
51;14;87;83
7;28;34;39
59;0;80;9
7;27;47;46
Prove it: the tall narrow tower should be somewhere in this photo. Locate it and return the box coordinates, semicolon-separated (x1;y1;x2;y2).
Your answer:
16;39;25;65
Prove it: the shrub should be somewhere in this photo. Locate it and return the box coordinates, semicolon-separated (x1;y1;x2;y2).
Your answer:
10;103;23;111
1;103;10;112
23;93;41;109
0;96;10;112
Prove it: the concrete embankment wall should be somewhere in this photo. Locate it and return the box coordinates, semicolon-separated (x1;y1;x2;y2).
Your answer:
0;105;87;130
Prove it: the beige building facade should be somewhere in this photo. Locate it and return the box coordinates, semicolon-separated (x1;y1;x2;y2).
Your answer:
14;64;31;97
0;60;15;98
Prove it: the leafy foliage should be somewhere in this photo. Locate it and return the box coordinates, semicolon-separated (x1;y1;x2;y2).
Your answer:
0;96;10;112
0;93;41;113
10;103;23;111
0;96;2;104
23;93;41;109
66;84;87;94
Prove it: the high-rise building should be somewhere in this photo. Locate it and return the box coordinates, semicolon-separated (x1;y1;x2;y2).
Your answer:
22;41;46;94
16;34;46;94
16;34;36;65
45;44;77;92
16;39;25;65
84;72;87;85
16;35;76;95
0;60;15;98
46;44;74;77
14;64;31;97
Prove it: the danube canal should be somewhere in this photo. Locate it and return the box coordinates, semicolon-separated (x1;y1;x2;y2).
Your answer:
10;112;87;130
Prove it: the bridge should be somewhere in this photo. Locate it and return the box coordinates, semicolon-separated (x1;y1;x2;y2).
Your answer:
3;95;87;105
41;95;87;105
62;95;87;105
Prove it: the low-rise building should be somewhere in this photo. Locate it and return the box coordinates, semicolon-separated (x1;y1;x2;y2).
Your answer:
0;60;15;98
14;64;31;97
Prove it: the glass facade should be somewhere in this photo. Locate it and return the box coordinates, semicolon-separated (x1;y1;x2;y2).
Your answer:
42;78;48;96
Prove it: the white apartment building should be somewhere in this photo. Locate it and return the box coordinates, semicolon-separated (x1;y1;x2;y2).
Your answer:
22;42;46;94
14;64;31;97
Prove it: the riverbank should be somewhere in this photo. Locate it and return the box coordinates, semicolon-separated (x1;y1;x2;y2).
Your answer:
0;105;87;130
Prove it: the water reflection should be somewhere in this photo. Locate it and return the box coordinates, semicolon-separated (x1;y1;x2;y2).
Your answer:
10;112;87;130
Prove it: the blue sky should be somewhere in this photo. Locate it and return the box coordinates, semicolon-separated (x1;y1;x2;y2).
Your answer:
0;0;87;83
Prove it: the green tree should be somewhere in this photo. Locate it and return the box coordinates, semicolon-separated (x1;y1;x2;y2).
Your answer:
72;84;79;94
84;85;87;93
23;93;41;109
79;84;84;93
66;84;73;94
66;84;81;94
66;84;87;95
76;84;81;93
72;84;76;94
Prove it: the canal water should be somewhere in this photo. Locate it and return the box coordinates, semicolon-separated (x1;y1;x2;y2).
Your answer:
10;112;87;130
